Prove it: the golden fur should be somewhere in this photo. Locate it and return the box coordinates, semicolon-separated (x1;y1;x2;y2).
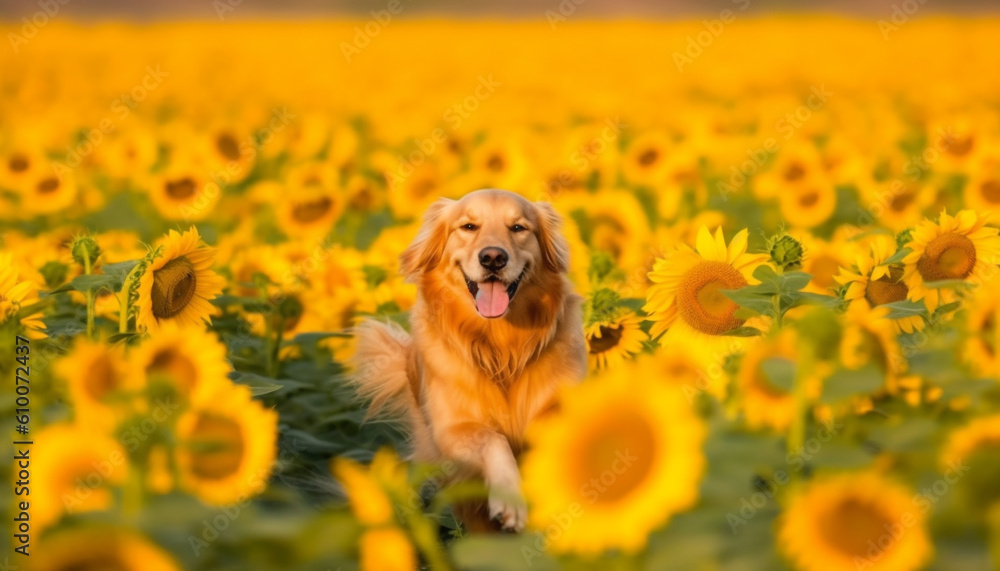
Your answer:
350;189;587;532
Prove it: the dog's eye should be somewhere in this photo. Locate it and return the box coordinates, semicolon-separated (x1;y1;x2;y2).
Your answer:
461;223;478;231
510;224;526;233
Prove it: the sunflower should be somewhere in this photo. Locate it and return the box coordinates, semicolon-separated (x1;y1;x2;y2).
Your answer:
839;304;906;392
203;122;256;183
738;329;822;432
1;147;44;193
148;154;221;222
644;226;768;355
779;173;837;229
129;322;232;403
20;169;79;215
964;276;1000;378
649;336;728;400
622;131;673;187
861;180;935;233
332;447;408;526
0;252;46;338
386;160;444;220
55;337;135;426
33;424;129;531
134;227;226;334
102;124;159;179
468;133;530;190
36;527;181;571
585;311;648;370
793;231;854;295
276;161;343;238
360;527;417;571
964;143;1000;222
902;209;1000;312
560;190;652;275
940;414;1000;509
778;472;932;571
754;140;823;200
521;367;705;555
175;382;278;505
837;235;925;333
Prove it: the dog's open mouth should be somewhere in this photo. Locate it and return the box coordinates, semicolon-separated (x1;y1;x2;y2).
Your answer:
465;271;524;318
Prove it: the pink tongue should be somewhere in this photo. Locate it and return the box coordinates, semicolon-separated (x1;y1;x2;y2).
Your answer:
475;281;510;317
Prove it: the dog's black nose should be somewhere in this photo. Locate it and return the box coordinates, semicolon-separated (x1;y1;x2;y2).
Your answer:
479;247;508;271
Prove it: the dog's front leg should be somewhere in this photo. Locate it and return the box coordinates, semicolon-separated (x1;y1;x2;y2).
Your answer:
436;421;526;532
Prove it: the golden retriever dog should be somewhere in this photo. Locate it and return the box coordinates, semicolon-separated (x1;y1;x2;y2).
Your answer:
350;188;586;532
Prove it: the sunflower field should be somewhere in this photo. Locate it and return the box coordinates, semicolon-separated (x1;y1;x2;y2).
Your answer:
3;15;1000;571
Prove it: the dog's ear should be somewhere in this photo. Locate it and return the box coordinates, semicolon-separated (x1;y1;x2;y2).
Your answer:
534;202;570;273
400;198;454;279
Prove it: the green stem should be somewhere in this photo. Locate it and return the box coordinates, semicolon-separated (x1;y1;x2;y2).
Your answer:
787;345;814;483
118;264;141;334
990;504;1000;571
83;249;95;339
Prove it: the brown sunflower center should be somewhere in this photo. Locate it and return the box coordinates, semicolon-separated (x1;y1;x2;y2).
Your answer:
981;180;1000;204
982;313;996;357
9;154;29;172
151;256;197;319
486;154;505;172
817;498;894;559
189;414;245;480
890;190;916;212
948;135;974;157
165;178;197;200
216;133;242;161
784;161;806;182
916;233;977;282
59;554;130;571
412;178;436;198
292;197;333;223
146;349;198;396
809;255;841;289
864;266;908;306
84;354;118;401
588;325;624;354
677;261;747;335
574;414;656;503
37;177;60;194
638;148;659;166
799;191;820;208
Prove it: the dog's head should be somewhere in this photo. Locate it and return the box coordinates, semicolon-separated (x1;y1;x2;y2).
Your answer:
400;189;569;319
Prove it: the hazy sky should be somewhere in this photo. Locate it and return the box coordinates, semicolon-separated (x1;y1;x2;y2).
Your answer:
1;0;997;20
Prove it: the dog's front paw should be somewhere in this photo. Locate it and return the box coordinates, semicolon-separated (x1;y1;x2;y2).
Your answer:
488;490;527;532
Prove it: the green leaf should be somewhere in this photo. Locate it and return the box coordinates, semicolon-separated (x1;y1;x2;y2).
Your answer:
760;357;796;392
788;291;842;310
881;247;911;266
107;332;137;344
925;279;974;289
780;271;813;292
820;365;885;403
881;299;927;319
722;326;763;337
232;372;284;396
451;536;559;571
722;287;775;315
100;259;140;282
69;273;121;294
